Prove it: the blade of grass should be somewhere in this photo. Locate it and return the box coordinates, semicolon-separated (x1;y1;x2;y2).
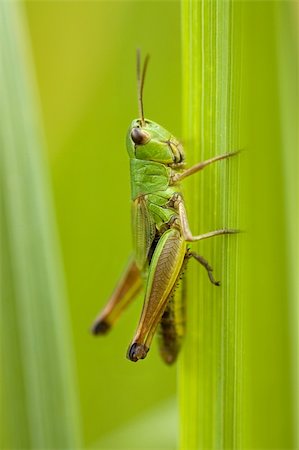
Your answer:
276;5;299;444
179;1;297;449
179;1;242;448
0;2;82;448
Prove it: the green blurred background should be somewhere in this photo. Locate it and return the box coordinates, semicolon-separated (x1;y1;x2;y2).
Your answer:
25;1;181;448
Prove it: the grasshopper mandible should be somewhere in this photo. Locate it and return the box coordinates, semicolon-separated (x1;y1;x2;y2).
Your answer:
91;51;238;364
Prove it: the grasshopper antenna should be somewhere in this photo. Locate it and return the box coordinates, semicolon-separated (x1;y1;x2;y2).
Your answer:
136;49;150;127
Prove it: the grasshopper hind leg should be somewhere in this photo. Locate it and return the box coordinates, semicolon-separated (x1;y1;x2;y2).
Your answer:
127;342;149;362
91;259;142;335
158;249;221;364
127;227;187;362
158;248;222;364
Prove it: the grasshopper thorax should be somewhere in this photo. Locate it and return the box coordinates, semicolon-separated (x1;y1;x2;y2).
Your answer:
126;118;185;166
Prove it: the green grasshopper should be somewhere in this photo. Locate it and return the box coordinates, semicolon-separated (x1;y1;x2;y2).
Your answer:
91;51;238;364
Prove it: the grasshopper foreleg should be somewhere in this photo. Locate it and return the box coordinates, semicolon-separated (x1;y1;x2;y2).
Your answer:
172;150;240;183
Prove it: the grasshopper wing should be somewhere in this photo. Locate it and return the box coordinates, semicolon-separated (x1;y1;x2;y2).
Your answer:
132;196;156;271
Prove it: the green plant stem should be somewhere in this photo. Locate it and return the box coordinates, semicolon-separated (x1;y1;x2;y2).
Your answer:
179;2;242;448
179;1;297;449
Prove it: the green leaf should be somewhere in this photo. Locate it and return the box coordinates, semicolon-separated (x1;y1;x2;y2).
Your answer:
179;1;297;449
0;3;82;448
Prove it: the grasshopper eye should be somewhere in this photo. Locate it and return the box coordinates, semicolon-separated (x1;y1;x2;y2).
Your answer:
131;128;150;145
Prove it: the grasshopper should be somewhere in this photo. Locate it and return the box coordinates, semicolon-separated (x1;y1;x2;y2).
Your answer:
91;51;238;364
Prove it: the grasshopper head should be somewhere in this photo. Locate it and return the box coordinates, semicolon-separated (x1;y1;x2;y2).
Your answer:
127;51;185;165
126;118;185;165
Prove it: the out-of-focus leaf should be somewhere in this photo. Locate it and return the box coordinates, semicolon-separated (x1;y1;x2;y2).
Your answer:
92;397;177;450
0;3;82;448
